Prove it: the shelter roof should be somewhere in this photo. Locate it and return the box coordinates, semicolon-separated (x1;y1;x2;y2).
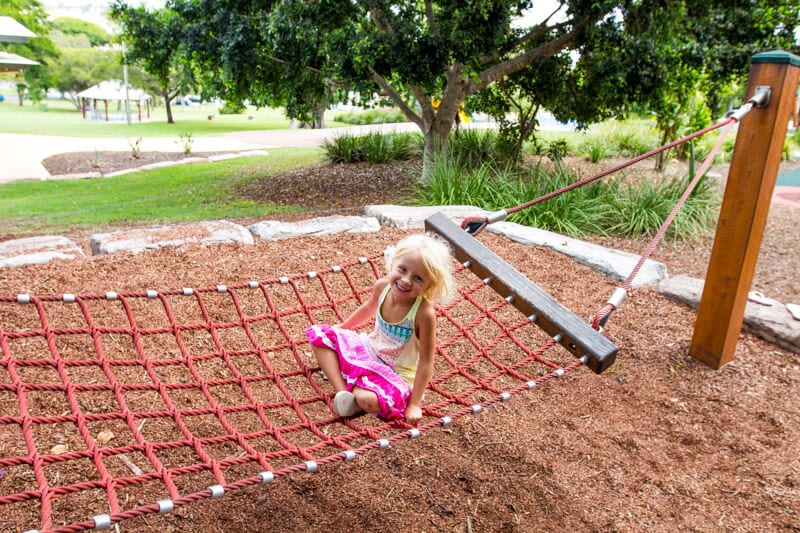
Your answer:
77;79;151;101
0;16;36;43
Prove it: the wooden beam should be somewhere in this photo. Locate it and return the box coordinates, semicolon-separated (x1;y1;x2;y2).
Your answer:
425;212;618;374
690;50;800;368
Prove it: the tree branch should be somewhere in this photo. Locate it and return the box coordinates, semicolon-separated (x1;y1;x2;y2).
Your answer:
369;67;424;129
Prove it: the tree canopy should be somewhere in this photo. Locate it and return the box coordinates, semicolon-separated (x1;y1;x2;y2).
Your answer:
115;0;800;171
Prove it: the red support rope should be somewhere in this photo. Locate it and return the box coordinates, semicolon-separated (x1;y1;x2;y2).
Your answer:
461;117;736;235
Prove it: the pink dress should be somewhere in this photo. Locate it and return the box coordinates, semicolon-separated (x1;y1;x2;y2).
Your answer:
305;286;423;420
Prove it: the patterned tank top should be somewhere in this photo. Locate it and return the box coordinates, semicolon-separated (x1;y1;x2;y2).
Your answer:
366;284;423;386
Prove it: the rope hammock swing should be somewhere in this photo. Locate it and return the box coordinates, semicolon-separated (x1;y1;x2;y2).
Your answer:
0;98;756;533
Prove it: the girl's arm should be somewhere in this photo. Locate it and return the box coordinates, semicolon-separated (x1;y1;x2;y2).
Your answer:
405;301;436;425
337;278;386;330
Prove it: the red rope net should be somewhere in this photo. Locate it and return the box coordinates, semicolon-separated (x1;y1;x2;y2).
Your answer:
0;253;587;532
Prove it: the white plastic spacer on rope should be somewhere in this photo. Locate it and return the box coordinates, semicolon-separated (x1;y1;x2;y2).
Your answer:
331;265;342;273
528;314;537;323
249;281;259;288
279;276;290;284
16;294;30;303
580;355;589;365
208;484;224;499
377;438;390;449
462;260;472;268
216;285;227;293
358;257;368;264
182;288;193;296
343;449;357;461
553;333;563;343
408;428;421;438
105;292;118;300
21;530;39;533
505;295;514;303
471;405;482;414
62;293;76;303
92;514;111;530
147;290;158;298
482;277;492;285
606;288;627;309
527;381;537;390
304;460;318;472
307;271;317;279
441;416;453;426
500;392;511;402
157;499;174;514
259;471;274;483
555;368;566;378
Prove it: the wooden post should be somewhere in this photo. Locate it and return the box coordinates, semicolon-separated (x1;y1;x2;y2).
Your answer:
689;50;800;369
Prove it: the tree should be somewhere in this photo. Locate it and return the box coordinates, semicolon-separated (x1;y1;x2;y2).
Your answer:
50;48;125;108
110;2;195;124
52;17;111;47
0;0;60;105
163;1;800;175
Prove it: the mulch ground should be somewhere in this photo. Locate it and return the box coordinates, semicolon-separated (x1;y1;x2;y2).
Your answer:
2;152;798;532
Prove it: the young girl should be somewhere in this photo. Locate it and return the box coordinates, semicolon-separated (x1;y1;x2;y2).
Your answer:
305;233;456;424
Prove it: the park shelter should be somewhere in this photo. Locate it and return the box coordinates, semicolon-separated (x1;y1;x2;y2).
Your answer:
0;16;38;73
77;79;152;122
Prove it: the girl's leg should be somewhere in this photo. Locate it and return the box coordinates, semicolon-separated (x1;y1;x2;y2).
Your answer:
352;386;380;415
311;345;347;392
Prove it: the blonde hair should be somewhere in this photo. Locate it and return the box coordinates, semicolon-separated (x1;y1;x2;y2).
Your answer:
384;233;457;304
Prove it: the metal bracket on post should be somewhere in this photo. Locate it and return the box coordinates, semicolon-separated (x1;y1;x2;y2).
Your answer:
749;85;771;107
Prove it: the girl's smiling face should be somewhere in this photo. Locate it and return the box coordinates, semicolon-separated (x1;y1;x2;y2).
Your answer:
388;252;431;304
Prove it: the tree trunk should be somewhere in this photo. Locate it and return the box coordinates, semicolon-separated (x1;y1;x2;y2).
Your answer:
421;116;455;181
164;92;174;124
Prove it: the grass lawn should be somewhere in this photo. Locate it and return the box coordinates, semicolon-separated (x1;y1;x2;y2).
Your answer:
0;96;351;137
0;148;325;236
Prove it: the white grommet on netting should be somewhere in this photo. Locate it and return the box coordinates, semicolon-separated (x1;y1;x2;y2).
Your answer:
157;499;174;514
209;484;224;499
555;368;566;377
505;295;514;303
500;392;511;402
307;271;317;279
248;281;259;288
279;276;289;284
16;294;30;304
462;260;472;268
471;405;482;414
377;438;390;449
441;416;453;426
580;355;589;364
259;471;274;484
527;381;537;390
482;277;492;285
553;333;563;343
343;450;357;461
105;292;118;300
331;265;342;273
528;314;537;323
182;288;193;296
147;290;158;298
92;514;111;530
358;257;368;264
216;285;227;293
408;428;421;438
304;460;318;472
62;294;75;303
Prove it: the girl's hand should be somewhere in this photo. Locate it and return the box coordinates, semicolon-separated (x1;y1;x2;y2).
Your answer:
404;404;423;425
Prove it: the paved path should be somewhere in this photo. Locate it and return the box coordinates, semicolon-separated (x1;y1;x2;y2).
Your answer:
0;122;423;184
